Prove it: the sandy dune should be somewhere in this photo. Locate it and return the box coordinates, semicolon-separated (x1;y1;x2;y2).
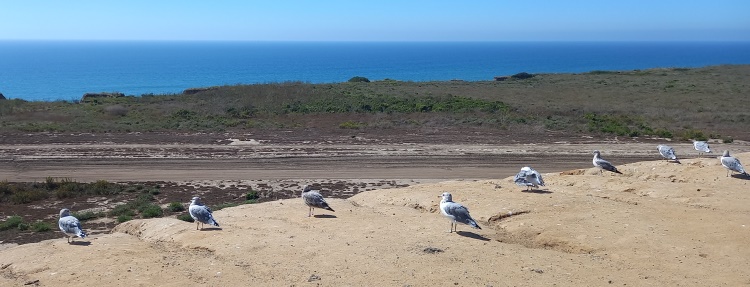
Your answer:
1;153;749;286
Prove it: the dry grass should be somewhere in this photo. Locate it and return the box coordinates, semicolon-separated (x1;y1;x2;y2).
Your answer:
0;65;748;140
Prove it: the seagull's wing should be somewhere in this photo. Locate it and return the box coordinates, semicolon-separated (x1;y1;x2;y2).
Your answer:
58;216;85;237
514;170;532;186
444;202;481;229
694;141;711;152
658;145;677;160
596;158;621;173
190;204;219;226
531;169;545;186
304;191;334;211
723;157;747;173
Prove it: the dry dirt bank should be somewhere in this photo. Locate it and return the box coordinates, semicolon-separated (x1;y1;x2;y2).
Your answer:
1;153;748;286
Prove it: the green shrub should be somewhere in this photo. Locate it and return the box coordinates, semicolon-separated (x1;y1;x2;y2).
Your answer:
109;204;136;217
245;190;259;201
213;203;237;211
723;137;734;143
654;129;673;139
72;211;102;221
139;204;164;218
55;189;75;199
10;189;48;204
117;214;133;223
511;72;534;79
17;223;29;231
31;221;52;232
0;216;24;231
177;213;194;222
339;121;365;129
680;129;707;141
583;112;670;138
348;76;370;83
45;177;58;190
167;202;186;212
0;180;11;195
88;179;121;195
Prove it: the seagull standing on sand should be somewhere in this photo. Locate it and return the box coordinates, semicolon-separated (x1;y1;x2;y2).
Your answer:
513;166;545;191
189;197;220;230
693;140;711;156
302;185;335;217
720;150;748;177
439;192;481;233
657;144;680;163
592;150;622;175
58;208;87;243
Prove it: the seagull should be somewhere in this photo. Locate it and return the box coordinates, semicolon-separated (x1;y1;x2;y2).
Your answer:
657;144;680;163
592;150;622;175
438;192;481;233
301;185;335;217
58;208;87;243
189;197;220;230
513;166;545;191
693;140;711;156
720;150;748;177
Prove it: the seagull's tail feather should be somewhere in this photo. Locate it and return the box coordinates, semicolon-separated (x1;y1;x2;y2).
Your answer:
324;205;335;212
78;231;87;238
612;169;623;174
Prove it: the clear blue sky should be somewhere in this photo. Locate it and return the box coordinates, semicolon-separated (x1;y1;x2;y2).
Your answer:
1;0;748;41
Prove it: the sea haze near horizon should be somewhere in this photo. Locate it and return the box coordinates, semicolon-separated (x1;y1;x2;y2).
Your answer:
1;41;749;101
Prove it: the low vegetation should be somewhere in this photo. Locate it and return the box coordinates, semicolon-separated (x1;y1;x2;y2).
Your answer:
0;215;53;233
0;178;125;204
0;65;748;140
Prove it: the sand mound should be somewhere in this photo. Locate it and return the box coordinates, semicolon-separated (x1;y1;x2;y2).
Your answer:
1;154;749;286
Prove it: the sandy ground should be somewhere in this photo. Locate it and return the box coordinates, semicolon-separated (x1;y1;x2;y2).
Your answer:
1;138;749;286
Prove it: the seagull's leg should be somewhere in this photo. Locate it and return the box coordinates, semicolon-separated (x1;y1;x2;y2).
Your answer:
447;221;453;233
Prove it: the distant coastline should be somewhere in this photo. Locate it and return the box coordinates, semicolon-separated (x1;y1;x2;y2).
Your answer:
1;41;749;101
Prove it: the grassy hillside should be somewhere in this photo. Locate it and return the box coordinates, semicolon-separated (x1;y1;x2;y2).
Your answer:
0;65;748;141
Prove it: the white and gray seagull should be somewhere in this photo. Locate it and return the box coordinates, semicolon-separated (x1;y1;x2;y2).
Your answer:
693;140;711;156
301;185;335;217
592;150;622;175
58;208;87;243
657;144;680;163
439;192;481;233
720;150;748;177
189;196;220;230
513;166;545;191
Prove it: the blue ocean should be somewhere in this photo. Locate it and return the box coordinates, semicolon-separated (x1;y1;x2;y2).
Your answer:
1;41;749;101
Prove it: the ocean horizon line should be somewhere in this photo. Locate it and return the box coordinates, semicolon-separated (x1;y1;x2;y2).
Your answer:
2;39;750;43
1;41;749;101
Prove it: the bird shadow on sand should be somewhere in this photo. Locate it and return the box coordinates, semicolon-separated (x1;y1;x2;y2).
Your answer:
199;227;223;231
313;214;337;219
69;241;91;246
456;231;491;241
521;189;553;194
730;174;750;180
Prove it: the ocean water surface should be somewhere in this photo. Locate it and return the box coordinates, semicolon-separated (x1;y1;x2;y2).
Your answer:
0;41;749;101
